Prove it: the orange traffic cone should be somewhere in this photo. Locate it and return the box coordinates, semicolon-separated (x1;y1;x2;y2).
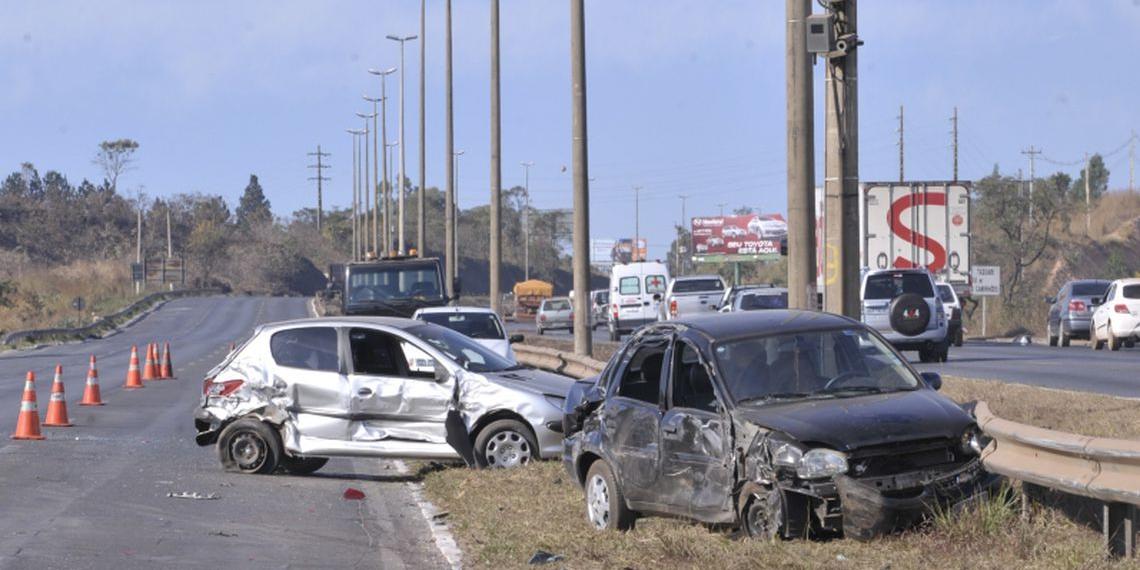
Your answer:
143;343;158;381
124;345;144;390
42;364;72;427
160;342;174;379
11;371;45;440
80;355;104;406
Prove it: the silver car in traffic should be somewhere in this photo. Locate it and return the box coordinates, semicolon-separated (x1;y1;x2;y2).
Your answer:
194;317;574;473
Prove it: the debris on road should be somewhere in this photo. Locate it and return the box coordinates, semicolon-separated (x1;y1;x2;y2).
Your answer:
527;550;565;565
167;491;220;500
342;488;366;500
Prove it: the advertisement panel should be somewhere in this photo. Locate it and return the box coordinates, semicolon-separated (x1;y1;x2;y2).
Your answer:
690;214;786;263
611;238;647;264
590;239;616;267
862;182;971;287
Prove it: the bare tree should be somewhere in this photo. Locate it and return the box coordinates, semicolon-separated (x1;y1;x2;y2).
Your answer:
93;139;139;193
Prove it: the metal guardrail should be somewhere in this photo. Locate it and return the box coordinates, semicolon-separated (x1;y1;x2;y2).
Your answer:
513;344;605;379
976;401;1140;557
2;287;226;347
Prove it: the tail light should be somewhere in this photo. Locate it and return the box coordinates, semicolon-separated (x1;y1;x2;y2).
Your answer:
1069;300;1087;312
669;299;678;317
204;378;244;397
612;304;619;320
1115;304;1130;314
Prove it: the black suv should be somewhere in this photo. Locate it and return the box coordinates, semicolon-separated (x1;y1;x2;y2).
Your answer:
562;311;998;540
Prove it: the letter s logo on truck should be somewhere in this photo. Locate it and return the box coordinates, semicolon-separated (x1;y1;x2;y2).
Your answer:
888;193;947;273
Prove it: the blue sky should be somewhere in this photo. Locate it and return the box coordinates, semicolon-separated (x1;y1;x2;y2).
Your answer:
3;1;1139;259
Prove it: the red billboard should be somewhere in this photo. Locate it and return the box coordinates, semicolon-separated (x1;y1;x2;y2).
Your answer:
691;214;786;261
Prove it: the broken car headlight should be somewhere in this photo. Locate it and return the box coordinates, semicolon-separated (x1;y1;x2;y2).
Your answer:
797;448;849;479
772;442;804;468
960;426;984;456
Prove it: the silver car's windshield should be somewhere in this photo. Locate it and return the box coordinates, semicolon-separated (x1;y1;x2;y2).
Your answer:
714;328;919;404
417;312;505;340
405;324;518;372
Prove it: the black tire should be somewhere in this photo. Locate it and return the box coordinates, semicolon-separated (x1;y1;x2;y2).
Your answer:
218;419;282;474
537;327;545;336
888;294;931;337
1126;340;1136;349
1060;329;1071;347
954;329;964;348
1047;324;1058;347
584;460;635;531
1109;325;1122;351
1091;324;1103;350
473;419;538;469
743;487;786;540
918;347;934;363
937;340;950;362
281;456;328;475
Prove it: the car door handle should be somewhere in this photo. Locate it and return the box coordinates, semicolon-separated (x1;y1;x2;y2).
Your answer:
662;424;678;435
357;388;373;397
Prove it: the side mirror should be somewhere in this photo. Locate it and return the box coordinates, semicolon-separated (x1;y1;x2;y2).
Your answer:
1091;296;1102;306
920;372;942;391
508;333;524;344
434;362;451;383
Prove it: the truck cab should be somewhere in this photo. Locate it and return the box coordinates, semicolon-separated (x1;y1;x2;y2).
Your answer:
339;256;455;318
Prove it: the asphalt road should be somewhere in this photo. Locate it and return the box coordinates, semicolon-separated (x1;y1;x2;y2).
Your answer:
0;296;445;569
507;319;1140;398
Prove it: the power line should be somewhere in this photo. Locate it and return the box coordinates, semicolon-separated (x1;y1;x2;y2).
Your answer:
307;145;331;233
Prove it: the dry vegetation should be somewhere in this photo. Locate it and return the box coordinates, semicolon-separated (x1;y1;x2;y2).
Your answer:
0;255;136;335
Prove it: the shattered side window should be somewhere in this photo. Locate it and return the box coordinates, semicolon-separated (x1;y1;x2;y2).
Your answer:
670;342;718;413
270;327;339;372
616;342;667;405
349;328;403;376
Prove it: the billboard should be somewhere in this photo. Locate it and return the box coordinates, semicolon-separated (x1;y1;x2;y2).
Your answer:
862;182;971;287
590;239;616;267
590;238;647;265
690;214;786;263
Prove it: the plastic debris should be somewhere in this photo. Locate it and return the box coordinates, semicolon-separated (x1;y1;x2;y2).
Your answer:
528;550;565;565
343;488;366;500
167;491;219;500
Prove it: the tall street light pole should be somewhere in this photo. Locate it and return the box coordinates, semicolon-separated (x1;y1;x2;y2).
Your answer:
453;150;464;277
521;161;534;280
444;0;456;295
387;34;418;254
364;96;382;253
387;141;399;249
356;114;375;257
570;0;592;356
489;0;503;315
368;67;396;255
347;129;363;261
632;186;642;262
418;0;427;258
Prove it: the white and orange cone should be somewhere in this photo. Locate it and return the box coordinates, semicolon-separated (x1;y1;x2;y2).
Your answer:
124;345;144;390
142;343;158;381
80;355;104;406
11;371;45;440
42;364;72;427
160;342;174;379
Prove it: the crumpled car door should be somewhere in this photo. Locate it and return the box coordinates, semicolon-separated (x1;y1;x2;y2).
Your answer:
271;326;353;441
346;327;454;445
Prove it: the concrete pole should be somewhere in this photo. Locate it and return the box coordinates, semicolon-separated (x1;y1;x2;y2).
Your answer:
1086;152;1092;236
388;35;417;253
570;0;592;356
823;0;859;317
951;107;959;182
166;207;172;258
490;0;503;315
522;161;534;280
633;186;642;262
360;118;371;256
371;101;379;254
786;0;816;310
898;105;904;183
418;0;427;257
445;0;455;295
678;194;689;276
349;130;358;261
453;151;464;276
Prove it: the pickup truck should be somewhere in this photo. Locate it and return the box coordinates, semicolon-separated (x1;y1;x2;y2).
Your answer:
660;275;726;321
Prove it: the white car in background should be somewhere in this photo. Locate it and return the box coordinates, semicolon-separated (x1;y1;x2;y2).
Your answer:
1090;277;1140;351
412;307;522;361
747;216;788;239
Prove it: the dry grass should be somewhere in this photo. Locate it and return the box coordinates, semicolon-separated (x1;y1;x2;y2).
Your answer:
423;344;1140;569
0;257;135;334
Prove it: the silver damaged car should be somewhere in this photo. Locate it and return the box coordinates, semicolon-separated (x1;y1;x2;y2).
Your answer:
194;317;574;473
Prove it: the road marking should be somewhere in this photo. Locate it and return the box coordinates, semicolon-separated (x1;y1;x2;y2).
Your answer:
393;459;463;570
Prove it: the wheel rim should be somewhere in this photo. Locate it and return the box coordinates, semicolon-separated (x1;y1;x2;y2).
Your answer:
586;474;611;530
231;432;267;471
746;491;784;539
484;430;530;468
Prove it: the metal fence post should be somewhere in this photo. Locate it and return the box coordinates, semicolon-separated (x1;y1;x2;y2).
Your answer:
1105;502;1138;558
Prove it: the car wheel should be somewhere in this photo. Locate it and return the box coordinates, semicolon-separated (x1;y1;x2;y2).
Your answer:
954;329;964;348
1047;324;1058;347
938;340;950;362
280;456;328;475
537;327;545;335
1126;340;1136;349
1109;324;1122;351
743;487;786;540
917;347;933;363
218;419;282;474
1060;328;1071;347
584;460;635;532
1091;323;1103;350
474;419;537;469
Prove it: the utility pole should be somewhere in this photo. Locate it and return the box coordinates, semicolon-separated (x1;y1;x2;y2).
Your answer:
822;0;860;318
165;207;172;258
387;141;399;248
444;0;455;296
897;105;904;183
786;0;816;310
356;114;374;256
1022;145;1040;219
135;192;142;294
678;194;689;276
368;67;396;254
364;96;382;251
522;161;534;280
570;0;592;356
307;145;330;233
489;0;503;315
387;34;417;253
453;150;464;282
1085;152;1092;236
418;0;427;257
348;129;361;261
633;186;643;262
1130;129;1135;193
950;107;958;181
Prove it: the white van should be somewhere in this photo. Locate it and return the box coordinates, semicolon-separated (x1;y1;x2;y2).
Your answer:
606;261;670;341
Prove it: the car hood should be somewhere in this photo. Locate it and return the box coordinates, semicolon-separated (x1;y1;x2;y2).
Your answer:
481;367;577;398
732;389;971;452
477;339;511;359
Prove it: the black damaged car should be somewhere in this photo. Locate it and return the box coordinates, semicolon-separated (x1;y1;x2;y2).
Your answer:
562;310;1000;540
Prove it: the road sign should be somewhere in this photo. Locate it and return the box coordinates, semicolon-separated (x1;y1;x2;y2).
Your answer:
131;262;144;282
690;214;785;263
972;265;1000;296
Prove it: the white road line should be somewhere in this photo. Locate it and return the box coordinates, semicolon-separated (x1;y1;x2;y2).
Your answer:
393;459;463;570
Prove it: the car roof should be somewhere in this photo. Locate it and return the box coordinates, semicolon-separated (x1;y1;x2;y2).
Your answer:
667;310;858;341
1112;277;1140;286
673;274;721;281
415;306;495;315
257;316;424;333
742;287;788;295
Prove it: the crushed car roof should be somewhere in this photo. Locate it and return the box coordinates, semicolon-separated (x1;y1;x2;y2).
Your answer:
670;309;858;340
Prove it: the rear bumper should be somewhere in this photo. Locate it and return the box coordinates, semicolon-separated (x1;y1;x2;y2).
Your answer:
1060;315;1092;337
1109;315;1140;340
193;407;223;447
879;326;948;349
